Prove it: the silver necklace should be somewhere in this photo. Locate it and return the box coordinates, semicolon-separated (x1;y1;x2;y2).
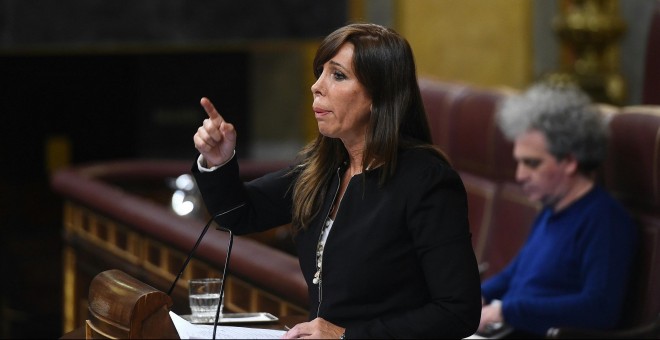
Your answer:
313;217;333;284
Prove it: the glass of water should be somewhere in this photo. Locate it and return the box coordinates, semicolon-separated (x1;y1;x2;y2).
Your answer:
188;278;223;323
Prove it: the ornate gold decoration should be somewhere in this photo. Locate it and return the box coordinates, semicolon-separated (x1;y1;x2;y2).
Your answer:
552;0;626;104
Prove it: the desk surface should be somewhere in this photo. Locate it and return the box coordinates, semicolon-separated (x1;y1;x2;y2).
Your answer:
60;314;307;339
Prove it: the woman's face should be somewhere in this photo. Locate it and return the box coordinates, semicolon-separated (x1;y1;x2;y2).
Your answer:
311;43;372;147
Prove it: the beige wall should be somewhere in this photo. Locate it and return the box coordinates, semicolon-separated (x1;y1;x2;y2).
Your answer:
395;0;533;89
255;0;538;154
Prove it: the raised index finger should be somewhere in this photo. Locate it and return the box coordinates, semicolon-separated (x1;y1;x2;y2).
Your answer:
200;97;223;122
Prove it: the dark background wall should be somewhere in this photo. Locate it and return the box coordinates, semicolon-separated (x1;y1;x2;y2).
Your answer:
0;0;345;46
0;1;346;337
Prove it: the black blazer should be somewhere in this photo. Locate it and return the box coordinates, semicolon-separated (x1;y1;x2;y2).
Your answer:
192;147;481;338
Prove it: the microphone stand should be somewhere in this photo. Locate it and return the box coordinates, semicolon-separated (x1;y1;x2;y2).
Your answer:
213;226;233;340
167;215;214;296
167;204;242;339
167;204;243;296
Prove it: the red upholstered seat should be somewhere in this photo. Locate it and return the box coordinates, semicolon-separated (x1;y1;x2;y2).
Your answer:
459;171;498;263
642;2;660;105
418;77;470;153
604;107;660;211
602;106;660;329
448;87;511;180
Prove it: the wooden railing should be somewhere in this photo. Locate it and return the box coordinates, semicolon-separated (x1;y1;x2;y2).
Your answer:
50;159;308;333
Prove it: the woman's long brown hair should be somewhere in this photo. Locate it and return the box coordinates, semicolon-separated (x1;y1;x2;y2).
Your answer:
290;23;447;233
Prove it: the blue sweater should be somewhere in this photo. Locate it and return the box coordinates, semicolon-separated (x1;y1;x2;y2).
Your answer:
481;185;637;336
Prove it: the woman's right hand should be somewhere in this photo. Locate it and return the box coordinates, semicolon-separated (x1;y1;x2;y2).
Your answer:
193;97;237;167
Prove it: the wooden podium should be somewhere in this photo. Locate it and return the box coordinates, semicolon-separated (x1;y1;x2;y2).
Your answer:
85;269;179;339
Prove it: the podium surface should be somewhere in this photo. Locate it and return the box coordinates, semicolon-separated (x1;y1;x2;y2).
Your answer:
62;268;305;339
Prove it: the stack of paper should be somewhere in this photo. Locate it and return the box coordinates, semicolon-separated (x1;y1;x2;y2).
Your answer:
169;311;286;339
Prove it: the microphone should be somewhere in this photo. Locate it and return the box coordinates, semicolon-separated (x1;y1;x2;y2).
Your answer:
167;204;243;339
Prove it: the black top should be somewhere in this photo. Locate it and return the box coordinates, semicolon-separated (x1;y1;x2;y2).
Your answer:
192;147;481;338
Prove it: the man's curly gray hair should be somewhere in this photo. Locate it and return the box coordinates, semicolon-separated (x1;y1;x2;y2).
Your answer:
496;81;609;174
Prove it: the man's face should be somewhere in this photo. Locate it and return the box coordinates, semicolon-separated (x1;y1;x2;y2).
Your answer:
513;129;576;208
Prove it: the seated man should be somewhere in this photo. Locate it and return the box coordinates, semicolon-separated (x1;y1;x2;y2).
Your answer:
478;80;638;338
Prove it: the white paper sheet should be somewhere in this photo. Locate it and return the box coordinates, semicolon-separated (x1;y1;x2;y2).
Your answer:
170;311;286;339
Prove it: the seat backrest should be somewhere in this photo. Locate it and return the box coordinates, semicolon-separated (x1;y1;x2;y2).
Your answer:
603;107;660;211
418;77;518;179
419;77;525;277
642;0;660;105
446;86;517;181
603;106;660;327
620;216;660;327
459;171;498;263
418;77;469;153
